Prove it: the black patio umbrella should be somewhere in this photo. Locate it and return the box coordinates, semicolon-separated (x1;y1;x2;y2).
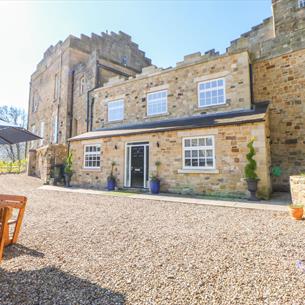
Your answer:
0;121;41;145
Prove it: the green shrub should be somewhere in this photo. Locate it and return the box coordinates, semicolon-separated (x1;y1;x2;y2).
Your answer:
245;138;258;180
64;152;73;175
107;161;116;181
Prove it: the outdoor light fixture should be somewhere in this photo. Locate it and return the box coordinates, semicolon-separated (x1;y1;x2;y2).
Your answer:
114;145;118;150
156;142;160;147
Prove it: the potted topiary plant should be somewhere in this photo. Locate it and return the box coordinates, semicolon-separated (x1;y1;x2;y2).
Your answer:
64;152;73;187
107;161;116;191
288;203;304;220
150;161;161;194
244;138;259;201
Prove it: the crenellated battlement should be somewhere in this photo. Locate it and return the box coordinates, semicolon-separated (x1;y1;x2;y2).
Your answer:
34;31;151;76
176;49;221;67
227;17;274;58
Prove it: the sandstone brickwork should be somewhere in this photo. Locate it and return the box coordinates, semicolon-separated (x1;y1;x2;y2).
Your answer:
28;144;67;183
28;31;151;147
92;51;251;129
28;0;305;194
253;49;305;190
70;119;271;199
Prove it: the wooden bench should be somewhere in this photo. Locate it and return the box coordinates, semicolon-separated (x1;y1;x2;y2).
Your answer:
0;195;27;262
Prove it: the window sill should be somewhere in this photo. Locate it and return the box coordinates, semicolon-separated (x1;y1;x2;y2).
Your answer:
196;102;228;110
178;169;219;174
144;112;169;119
82;168;102;172
106;119;124;124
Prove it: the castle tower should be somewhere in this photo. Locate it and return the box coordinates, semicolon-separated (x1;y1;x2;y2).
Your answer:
272;0;305;36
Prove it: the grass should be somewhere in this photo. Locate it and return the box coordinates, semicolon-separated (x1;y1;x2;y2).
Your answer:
0;160;27;174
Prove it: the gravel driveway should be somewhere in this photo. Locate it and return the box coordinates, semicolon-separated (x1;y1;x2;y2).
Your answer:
0;174;304;305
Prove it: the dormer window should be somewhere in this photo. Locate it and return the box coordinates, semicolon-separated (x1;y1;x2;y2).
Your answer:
80;76;86;95
299;0;305;8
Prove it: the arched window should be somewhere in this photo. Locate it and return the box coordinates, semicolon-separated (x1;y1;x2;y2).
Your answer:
80;76;86;95
32;92;39;113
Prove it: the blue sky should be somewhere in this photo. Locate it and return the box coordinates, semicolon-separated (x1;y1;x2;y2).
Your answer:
0;0;271;110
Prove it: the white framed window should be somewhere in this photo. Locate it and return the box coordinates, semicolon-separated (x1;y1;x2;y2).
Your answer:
52;114;58;144
108;99;124;122
32;92;39;113
183;136;215;169
198;78;225;108
84;144;101;169
80;76;85;95
54;74;60;99
40;121;44;146
147;90;167;116
299;0;305;8
31;124;36;148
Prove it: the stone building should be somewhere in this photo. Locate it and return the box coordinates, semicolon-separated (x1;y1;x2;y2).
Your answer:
28;0;305;197
27;31;151;181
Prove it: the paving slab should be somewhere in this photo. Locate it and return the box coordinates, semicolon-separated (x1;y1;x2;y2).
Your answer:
39;185;289;212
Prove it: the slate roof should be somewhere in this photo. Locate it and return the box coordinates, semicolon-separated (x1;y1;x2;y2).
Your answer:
69;102;269;142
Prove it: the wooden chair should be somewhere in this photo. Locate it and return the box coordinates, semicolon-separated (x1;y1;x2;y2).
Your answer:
0;195;27;262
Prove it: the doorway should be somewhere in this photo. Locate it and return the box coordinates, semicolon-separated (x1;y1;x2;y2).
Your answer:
125;142;149;188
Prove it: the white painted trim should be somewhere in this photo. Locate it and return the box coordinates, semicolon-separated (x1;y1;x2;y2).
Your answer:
124;143;131;187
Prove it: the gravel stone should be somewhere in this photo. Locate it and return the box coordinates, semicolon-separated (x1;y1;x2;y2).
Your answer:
0;174;304;305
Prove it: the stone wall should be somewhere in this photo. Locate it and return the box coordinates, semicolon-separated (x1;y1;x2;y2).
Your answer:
92;51;252;129
227;17;274;59
28;31;152;148
71;53;142;137
27;144;68;183
272;0;305;36
253;49;305;190
70;120;271;199
290;175;305;204
228;1;305;61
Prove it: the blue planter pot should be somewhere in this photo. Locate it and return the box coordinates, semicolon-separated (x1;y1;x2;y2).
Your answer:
150;180;160;194
107;179;115;191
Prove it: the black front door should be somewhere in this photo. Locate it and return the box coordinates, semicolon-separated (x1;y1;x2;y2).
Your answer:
131;146;144;188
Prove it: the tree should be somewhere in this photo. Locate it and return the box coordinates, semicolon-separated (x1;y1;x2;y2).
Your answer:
244;138;258;180
0;106;27;163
